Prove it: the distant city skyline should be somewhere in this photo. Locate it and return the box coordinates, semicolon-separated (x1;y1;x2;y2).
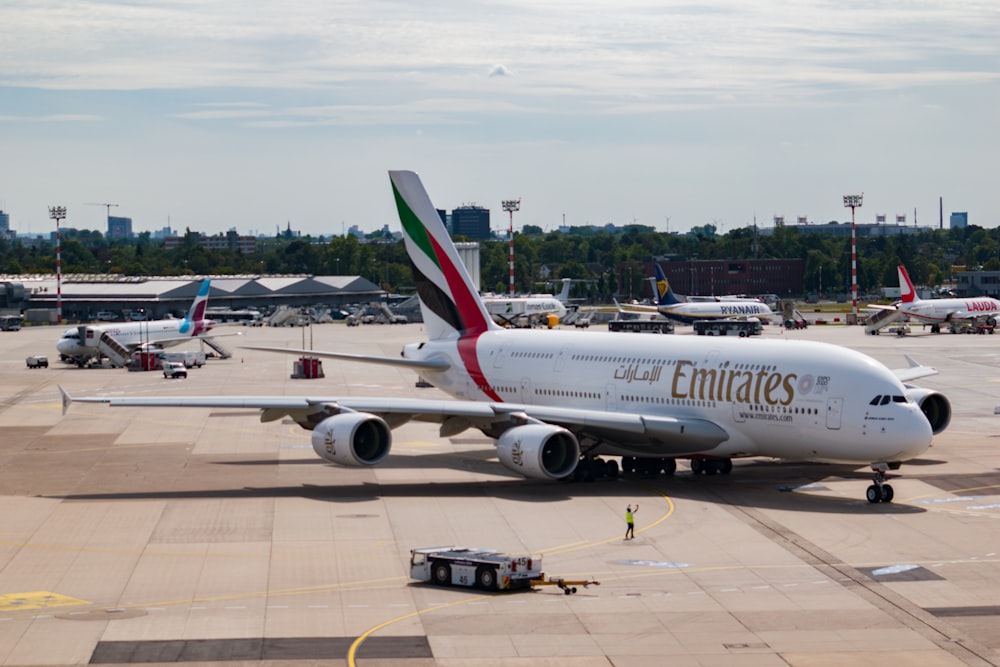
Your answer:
1;1;997;237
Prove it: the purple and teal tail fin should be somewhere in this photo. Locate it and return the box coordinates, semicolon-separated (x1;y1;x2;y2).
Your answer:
389;170;499;341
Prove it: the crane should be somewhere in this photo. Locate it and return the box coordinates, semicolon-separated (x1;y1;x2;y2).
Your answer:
85;202;119;220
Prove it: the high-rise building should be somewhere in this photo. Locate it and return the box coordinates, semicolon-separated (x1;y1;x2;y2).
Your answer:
107;215;133;240
451;205;490;240
950;212;968;228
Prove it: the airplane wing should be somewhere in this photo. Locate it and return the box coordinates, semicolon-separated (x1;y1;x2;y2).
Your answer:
240;345;450;372
892;355;939;383
134;331;244;349
59;387;729;455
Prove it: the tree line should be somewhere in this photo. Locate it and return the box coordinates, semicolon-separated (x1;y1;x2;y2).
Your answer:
2;223;998;301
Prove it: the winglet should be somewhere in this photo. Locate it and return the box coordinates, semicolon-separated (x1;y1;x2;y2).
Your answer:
59;384;72;416
894;355;939;382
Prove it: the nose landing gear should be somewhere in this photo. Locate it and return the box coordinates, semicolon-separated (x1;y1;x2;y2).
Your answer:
866;463;894;503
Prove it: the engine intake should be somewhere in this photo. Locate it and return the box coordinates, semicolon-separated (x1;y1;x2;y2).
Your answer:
311;413;392;466
496;424;580;480
905;387;951;435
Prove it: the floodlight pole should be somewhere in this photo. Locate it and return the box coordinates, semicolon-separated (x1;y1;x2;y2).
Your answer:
843;194;863;322
502;198;521;295
48;206;67;324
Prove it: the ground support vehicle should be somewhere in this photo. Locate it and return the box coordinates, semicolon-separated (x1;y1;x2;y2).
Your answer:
162;361;188;379
527;576;600;595
410;547;543;591
25;355;48;368
608;319;674;334
694;318;762;337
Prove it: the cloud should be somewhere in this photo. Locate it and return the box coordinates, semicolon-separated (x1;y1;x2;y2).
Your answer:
489;64;514;78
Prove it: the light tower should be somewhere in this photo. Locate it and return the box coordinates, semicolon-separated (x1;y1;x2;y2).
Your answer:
843;193;863;323
502;198;521;295
48;206;67;324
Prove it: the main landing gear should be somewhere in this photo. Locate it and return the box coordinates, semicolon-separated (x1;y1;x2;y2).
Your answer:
866;463;894;503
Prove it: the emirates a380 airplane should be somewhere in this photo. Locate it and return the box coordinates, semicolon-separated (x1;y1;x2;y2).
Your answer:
62;171;951;503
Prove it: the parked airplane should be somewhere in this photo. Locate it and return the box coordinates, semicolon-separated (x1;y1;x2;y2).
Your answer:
482;280;570;327
891;265;1000;333
620;264;777;324
55;279;226;366
61;171;951;503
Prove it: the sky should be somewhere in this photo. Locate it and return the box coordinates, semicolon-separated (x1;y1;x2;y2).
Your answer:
1;1;998;238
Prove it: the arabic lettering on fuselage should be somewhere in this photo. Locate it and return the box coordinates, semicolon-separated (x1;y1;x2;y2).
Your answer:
613;363;665;385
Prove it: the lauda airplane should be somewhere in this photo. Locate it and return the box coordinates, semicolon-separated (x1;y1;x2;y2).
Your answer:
894;265;1000;333
61;171;951;503
55;279;221;366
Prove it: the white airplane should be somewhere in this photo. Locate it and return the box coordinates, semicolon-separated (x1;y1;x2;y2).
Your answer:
620;264;777;324
482;280;570;328
61;170;951;503
890;265;1000;333
56;279;223;366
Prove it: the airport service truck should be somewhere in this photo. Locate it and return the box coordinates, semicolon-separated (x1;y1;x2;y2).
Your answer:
410;547;542;591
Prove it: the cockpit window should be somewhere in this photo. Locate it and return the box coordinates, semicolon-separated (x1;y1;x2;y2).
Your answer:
870;394;908;406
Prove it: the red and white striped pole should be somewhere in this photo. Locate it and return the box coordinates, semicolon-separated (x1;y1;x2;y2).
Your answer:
49;206;67;324
502;199;520;296
843;194;863;324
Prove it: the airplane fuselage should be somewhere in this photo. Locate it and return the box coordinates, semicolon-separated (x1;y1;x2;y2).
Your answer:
657;301;776;325
57;319;214;361
405;329;932;465
901;297;1000;325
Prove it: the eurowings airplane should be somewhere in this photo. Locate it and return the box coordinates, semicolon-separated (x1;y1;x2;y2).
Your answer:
61;171;951;503
56;279;224;366
482;280;570;327
892;265;1000;333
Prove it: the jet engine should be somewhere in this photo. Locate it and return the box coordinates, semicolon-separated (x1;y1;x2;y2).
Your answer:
310;413;391;466
496;424;580;480
905;387;951;434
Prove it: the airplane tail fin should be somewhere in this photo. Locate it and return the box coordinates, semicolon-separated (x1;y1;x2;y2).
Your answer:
389;170;499;341
180;279;212;336
556;278;572;303
653;264;681;305
897;266;918;304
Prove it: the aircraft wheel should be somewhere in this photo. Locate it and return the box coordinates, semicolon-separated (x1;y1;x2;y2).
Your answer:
605;458;620;479
432;561;451;586
866;485;882;504
690;458;703;475
880;484;894;503
662;458;677;475
621;456;636;474
719;458;733;474
476;566;497;590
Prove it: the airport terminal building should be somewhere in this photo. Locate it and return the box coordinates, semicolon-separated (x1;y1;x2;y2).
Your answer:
0;274;384;322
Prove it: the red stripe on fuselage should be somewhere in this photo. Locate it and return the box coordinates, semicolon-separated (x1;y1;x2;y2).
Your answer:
427;234;502;402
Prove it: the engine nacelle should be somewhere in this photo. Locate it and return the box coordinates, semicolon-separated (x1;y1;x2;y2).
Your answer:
496;424;580;480
905;386;952;435
311;413;392;466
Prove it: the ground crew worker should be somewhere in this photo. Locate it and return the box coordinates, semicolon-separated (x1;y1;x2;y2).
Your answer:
625;504;638;540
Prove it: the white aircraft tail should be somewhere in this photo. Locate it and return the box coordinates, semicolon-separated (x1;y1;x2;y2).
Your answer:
389;171;501;341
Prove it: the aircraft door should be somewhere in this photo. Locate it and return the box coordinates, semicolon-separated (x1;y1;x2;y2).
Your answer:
520;378;532;403
825;397;843;430
605;384;617;411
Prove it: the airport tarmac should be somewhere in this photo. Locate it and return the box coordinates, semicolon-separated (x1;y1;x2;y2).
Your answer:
1;320;998;666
